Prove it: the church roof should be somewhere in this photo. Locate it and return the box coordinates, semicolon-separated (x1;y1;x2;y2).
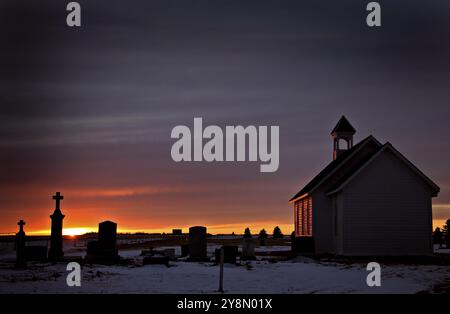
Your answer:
331;116;356;135
289;135;379;202
289;135;440;203
326;143;440;196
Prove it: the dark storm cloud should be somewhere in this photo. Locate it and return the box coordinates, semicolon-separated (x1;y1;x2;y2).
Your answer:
1;0;450;231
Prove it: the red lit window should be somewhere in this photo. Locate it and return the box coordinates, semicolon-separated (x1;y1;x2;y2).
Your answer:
294;197;312;237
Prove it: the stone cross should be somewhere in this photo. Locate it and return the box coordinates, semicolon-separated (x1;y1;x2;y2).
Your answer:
52;192;64;210
49;192;65;260
17;220;25;233
16;219;26;267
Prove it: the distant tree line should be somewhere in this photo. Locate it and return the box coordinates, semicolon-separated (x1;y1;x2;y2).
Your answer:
433;218;450;248
242;226;284;239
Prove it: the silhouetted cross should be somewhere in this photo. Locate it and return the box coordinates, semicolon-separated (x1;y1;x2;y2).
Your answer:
17;220;25;232
52;192;64;210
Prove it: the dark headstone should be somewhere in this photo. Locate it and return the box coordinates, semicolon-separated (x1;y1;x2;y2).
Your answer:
15;220;26;267
48;192;65;260
214;248;221;263
161;248;176;260
150;249;175;260
188;226;207;261
172;229;182;235
140;248;153;256
291;236;315;254
85;221;119;264
147;248;176;260
241;238;256;260
25;246;48;261
98;221;117;253
215;245;238;264
181;244;190;257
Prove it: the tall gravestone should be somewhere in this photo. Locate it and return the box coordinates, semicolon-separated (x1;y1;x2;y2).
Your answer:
215;245;238;264
98;220;118;257
86;221;119;264
48;192;65;260
15;220;26;267
241;238;256;260
188;226;207;261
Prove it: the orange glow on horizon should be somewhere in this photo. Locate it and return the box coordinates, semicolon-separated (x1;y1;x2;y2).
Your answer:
63;227;95;236
23;222;295;236
18;218;447;236
9;220;448;236
2;201;447;236
26;227;96;236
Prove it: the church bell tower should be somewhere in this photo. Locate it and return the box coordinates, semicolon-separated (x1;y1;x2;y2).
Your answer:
331;116;356;160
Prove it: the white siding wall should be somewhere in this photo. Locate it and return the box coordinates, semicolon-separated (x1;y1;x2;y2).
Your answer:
339;150;433;256
335;193;344;254
312;190;334;254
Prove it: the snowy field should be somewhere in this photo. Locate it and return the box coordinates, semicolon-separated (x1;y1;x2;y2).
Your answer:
0;245;449;294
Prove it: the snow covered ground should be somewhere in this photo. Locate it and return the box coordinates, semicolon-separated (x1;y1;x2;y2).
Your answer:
0;247;449;294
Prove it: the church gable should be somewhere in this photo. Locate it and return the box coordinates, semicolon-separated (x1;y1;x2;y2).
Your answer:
327;143;440;197
289;135;382;203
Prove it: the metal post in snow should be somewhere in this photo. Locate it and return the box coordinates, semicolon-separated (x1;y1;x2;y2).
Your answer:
218;247;224;293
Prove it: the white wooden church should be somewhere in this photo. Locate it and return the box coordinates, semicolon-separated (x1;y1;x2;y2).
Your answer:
289;116;440;256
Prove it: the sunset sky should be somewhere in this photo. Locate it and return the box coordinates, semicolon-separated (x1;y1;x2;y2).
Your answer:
1;0;450;235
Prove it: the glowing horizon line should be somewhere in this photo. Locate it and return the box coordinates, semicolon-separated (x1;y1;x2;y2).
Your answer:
21;221;295;236
4;216;448;236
